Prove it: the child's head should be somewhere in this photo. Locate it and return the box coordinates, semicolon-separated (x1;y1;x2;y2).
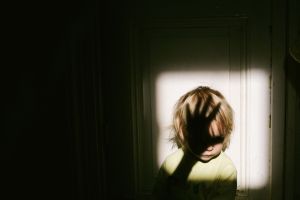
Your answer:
171;86;234;160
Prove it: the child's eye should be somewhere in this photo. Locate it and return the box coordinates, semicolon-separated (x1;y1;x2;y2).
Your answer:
209;136;224;144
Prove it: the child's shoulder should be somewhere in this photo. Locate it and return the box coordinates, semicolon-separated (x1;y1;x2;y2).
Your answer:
163;148;185;165
216;152;237;179
161;148;185;173
219;152;236;168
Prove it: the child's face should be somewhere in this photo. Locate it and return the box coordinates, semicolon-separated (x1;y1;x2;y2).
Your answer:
187;135;224;162
197;139;224;161
187;123;225;162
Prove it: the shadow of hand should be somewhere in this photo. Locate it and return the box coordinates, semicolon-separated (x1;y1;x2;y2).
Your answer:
185;95;221;155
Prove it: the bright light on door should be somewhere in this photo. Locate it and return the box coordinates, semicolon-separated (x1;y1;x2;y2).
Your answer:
153;68;270;191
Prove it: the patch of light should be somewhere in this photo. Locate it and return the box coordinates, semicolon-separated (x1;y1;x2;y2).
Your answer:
154;69;269;190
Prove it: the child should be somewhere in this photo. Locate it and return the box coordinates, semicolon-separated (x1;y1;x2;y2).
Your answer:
153;86;237;200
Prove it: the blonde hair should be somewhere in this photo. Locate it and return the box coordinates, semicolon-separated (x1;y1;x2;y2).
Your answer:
171;86;234;151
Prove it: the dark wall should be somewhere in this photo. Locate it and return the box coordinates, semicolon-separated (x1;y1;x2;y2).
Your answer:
2;0;105;199
285;0;300;199
100;1;136;198
2;0;136;199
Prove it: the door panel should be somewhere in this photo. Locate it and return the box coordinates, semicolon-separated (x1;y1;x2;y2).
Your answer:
125;0;287;199
131;18;271;200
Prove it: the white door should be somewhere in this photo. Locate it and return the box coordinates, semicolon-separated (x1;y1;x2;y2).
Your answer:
130;1;285;199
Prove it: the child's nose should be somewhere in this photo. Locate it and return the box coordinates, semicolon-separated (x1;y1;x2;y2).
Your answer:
206;145;214;151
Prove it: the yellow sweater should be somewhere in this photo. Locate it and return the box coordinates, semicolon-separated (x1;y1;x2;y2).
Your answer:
153;149;237;200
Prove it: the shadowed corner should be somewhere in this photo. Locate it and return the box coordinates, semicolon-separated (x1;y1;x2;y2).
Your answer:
286;48;300;95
